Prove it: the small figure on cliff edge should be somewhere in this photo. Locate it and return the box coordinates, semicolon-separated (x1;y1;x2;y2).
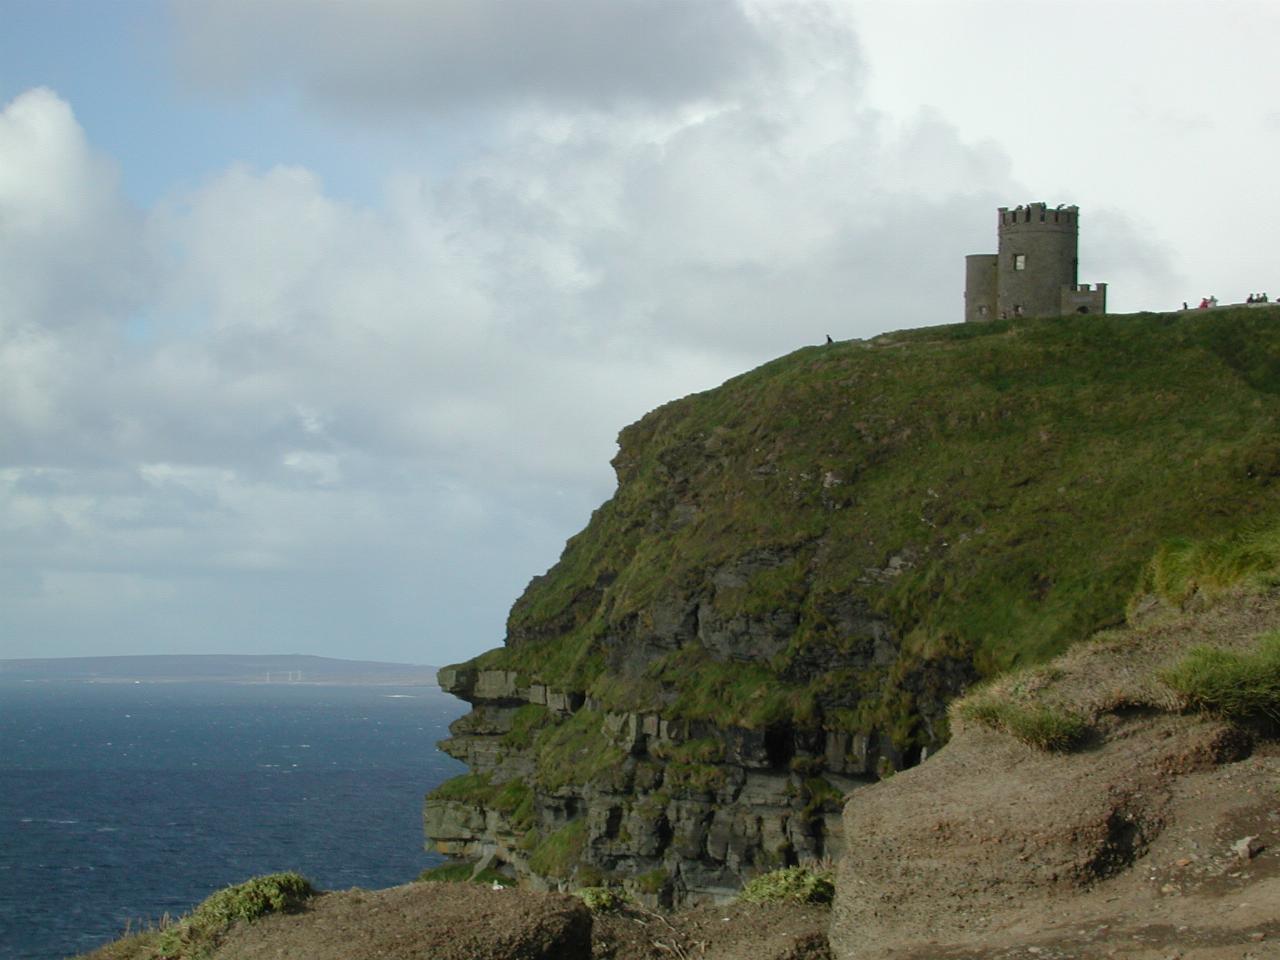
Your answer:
825;334;833;345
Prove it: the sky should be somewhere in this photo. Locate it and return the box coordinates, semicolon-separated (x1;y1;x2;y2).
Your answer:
2;1;1278;667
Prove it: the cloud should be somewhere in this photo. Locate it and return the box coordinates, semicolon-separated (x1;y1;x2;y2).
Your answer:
8;3;1136;662
171;0;776;115
0;88;150;454
0;88;146;331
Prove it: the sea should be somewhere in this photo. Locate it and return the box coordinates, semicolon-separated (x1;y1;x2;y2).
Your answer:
0;679;469;960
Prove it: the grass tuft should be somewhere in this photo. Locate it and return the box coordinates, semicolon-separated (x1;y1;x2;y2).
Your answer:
953;693;1090;752
1134;525;1280;613
575;886;629;913
1159;632;1280;728
154;872;314;958
739;865;835;905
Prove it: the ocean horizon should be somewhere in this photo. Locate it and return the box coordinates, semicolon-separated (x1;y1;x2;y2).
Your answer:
0;678;468;960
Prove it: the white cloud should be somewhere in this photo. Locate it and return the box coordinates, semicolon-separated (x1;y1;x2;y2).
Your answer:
0;88;147;334
0;89;150;455
4;3;1186;664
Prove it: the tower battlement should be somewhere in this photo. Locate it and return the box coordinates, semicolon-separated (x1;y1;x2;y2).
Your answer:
998;203;1078;228
965;202;1106;322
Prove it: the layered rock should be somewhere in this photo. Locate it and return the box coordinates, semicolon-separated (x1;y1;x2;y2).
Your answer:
425;667;874;904
425;530;973;904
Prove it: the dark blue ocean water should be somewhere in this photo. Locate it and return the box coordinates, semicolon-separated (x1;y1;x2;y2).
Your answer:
0;681;468;960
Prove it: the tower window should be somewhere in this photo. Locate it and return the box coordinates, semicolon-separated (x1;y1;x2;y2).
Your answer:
1013;254;1026;271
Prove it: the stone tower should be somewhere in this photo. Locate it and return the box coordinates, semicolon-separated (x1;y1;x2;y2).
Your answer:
965;203;1106;322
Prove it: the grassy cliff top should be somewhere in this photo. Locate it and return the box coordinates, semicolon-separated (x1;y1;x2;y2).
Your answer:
464;309;1280;738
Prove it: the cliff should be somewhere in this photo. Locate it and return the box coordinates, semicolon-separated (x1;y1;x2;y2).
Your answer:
425;309;1280;904
83;529;1280;959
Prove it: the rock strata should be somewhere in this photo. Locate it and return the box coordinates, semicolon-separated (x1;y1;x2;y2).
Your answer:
426;665;875;904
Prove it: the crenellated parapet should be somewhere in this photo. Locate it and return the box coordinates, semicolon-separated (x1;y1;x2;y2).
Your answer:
1062;282;1108;316
998;202;1078;227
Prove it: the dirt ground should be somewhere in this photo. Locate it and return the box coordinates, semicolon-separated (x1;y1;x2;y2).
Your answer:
591;900;832;960
209;882;593;960
119;881;834;960
830;590;1280;960
834;728;1278;960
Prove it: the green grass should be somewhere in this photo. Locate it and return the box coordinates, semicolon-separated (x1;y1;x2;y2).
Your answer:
502;704;553;749
952;686;1090;752
662;761;727;794
799;776;844;817
491;777;536;830
417;861;475;883
648;737;725;764
738;865;835;905
575;886;629;912
632;868;670;895
473;868;515;887
532;709;627;791
1135;525;1280;611
153;872;315;958
1160;632;1280;727
425;771;535;832
417;862;514;886
427;771;495;804
957;701;1085;752
528;819;588;879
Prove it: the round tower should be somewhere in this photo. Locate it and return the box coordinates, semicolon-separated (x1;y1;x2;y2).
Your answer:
964;254;998;322
995;203;1078;319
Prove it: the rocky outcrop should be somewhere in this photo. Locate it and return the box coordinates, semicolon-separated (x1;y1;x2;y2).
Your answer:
426;666;874;904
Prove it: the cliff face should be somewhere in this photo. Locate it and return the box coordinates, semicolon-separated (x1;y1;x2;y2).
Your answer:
424;664;868;903
425;310;1280;905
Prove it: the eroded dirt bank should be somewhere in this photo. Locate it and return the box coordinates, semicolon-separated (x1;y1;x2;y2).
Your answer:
830;591;1280;960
